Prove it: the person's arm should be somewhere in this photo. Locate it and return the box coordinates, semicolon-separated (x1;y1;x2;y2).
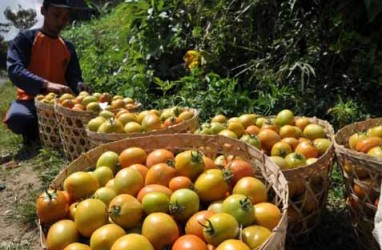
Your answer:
6;31;46;95
65;41;89;94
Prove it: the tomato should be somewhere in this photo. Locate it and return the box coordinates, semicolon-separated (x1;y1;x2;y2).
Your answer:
196;123;214;135
269;156;288;170
218;129;238;139
145;163;177;186
275;109;294;127
137;184;173;202
119;147;147;168
270;141;292;157
227;121;245;138
295;141;319;159
225;159;254;185
294;117;311;131
169;176;193;191
253;202;281;230
281;137;299;150
278;125;302;139
257;129;281;152
313;138;332;156
113;167;144;196
239;114;257;128
355;136;382;153
222;194;254;226
255;117;267;128
111;234;154;250
146;149;175;168
216;239;250;250
142;213;180;250
367;146;382;158
109;194;143;228
63;171;99;202
241;225;271;249
93;166;114;187
194;169;230;202
244;125;260;135
46;220;79;250
210;122;226;134
75;199;109;237
367;125;382;137
175;150;205;180
128;163;149;180
124;121;143;133
90;224;126;250
208;200;224;213
96;151;120;174
178;110;195;121
203;155;218;170
172;235;209;250
142;192;170;214
211;114;228;123
68;202;78;220
232;177;267;204
284;152;307;169
202;212;239;246
163;116;181;128
185;210;216;239
142;113;162;131
169;188;200;222
240;134;261;149
303;124;326;140
36;189;69;224
63;243;91;250
93;187;117;206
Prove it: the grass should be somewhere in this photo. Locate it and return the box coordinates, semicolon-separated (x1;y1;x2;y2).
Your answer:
0;80;365;249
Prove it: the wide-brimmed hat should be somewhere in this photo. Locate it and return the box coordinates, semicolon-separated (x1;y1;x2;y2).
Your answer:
43;0;72;8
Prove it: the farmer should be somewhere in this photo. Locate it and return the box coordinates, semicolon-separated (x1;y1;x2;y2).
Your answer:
3;0;89;150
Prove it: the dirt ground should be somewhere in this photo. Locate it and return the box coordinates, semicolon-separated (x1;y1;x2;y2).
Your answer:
0;159;42;250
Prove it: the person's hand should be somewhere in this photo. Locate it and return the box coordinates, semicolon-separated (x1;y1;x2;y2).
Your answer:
44;81;73;95
77;82;92;94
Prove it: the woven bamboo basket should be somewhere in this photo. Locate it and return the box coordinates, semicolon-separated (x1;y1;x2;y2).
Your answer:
39;134;289;250
333;118;382;249
86;108;200;148
54;104;97;161
35;98;62;150
268;117;335;243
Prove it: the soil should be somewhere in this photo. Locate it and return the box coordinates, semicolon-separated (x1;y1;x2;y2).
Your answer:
0;159;42;250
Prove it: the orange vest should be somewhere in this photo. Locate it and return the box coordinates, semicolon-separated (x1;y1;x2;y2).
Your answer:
17;31;71;100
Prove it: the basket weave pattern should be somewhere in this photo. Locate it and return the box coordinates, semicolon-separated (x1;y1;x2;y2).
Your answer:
54;104;97;161
334;118;382;249
86;109;200;148
35;99;62;150
42;134;289;250
281;117;335;242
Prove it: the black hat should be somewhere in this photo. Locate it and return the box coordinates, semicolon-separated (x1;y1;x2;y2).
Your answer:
43;0;72;8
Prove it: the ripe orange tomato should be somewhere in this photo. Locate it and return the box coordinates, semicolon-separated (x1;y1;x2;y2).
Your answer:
232;176;267;205
113;167;144;196
146;149;175;168
169;176;193;192
278;125;302;138
257;128;281;152
281;137;299;150
295;141;319;159
244;125;260;135
36;189;69;224
119;147;147;168
128;163;149;180
355;136;382;153
145;163;177;186
203;155;218;170
108;194;143;228
185;210;216;239
225;159;254;185
172;234;209;250
142;213;180;250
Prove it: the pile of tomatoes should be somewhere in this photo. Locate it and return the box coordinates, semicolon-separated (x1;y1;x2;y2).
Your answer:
36;146;283;250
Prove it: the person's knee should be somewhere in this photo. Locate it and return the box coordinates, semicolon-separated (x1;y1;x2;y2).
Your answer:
5;112;37;135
